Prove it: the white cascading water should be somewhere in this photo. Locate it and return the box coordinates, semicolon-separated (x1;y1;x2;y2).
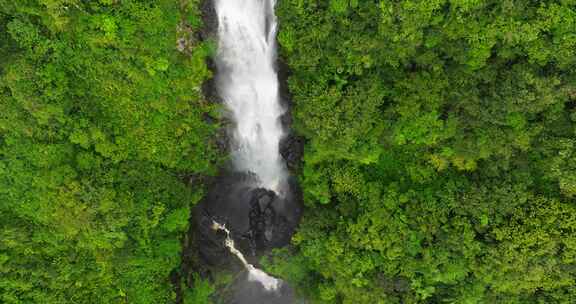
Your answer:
215;0;287;193
212;221;281;291
213;0;285;292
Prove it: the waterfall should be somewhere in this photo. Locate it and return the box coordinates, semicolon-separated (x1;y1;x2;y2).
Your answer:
212;0;287;293
212;220;281;291
214;0;287;193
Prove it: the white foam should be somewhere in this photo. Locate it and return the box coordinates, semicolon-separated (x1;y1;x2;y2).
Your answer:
248;266;281;291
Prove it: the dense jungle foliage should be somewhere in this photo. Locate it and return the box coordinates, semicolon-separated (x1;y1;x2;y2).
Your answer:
266;0;576;303
0;0;219;303
2;1;576;304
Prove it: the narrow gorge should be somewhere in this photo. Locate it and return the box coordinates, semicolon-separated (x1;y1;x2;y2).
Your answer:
190;0;302;303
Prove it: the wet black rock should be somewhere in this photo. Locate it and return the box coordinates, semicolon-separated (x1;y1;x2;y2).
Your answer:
194;172;302;267
280;133;304;171
276;56;304;173
199;0;218;41
199;0;221;106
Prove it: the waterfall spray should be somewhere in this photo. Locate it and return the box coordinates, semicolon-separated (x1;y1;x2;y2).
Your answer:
214;0;287;192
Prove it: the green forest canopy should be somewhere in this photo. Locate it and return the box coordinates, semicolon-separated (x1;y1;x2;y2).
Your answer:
1;0;576;304
0;0;218;303
265;0;576;303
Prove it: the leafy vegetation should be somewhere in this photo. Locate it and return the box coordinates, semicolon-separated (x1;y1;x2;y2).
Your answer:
3;1;576;303
183;275;215;304
268;0;576;303
0;1;219;303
